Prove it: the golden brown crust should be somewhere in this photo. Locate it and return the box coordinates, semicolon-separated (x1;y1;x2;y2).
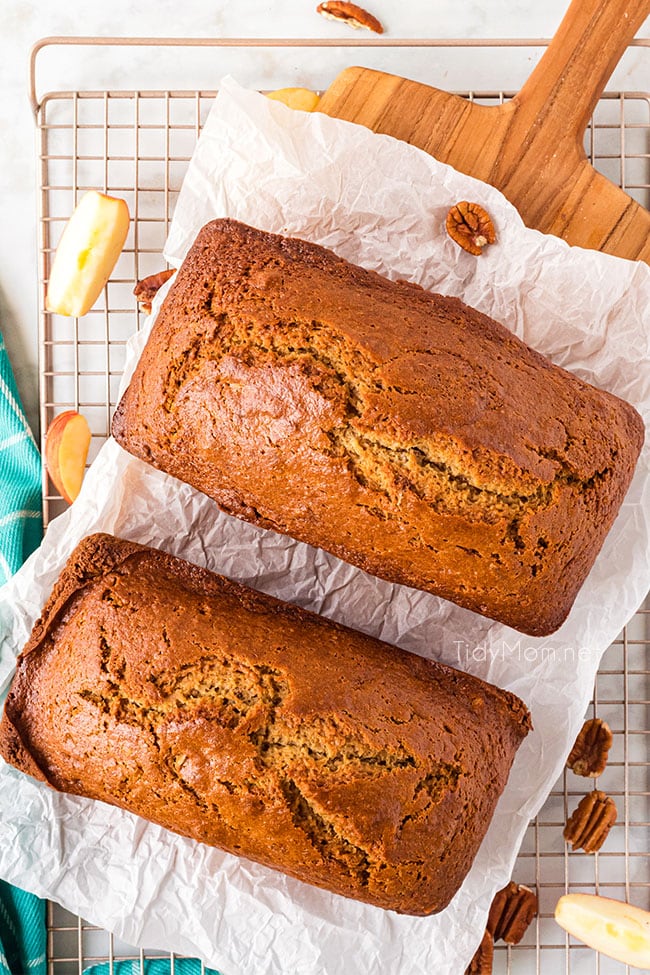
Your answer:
0;712;48;784
112;219;645;635
0;533;531;916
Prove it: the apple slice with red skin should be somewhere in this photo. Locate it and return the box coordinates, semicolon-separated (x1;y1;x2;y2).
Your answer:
44;411;91;503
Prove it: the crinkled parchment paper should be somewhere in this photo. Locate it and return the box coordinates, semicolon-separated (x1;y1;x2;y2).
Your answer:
1;78;649;975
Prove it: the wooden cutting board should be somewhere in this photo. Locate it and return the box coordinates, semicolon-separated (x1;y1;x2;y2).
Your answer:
319;0;650;263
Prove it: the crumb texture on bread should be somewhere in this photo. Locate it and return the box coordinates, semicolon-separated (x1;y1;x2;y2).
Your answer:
0;534;530;916
112;219;645;635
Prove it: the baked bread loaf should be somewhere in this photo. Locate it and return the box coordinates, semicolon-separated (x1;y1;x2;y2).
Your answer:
0;533;531;916
112;219;644;636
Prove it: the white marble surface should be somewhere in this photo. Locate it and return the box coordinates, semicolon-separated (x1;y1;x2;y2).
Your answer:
1;0;649;434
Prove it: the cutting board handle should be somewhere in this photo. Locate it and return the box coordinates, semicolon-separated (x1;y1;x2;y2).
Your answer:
517;0;650;142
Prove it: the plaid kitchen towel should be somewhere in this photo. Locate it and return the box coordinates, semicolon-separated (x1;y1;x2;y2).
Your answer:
0;883;45;975
0;334;41;583
86;957;220;975
0;327;45;975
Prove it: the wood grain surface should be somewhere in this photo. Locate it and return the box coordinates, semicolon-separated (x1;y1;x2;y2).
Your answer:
319;0;650;263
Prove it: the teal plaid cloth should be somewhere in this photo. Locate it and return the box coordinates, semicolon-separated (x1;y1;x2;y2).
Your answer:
0;329;45;975
0;884;45;975
86;960;219;975
0;335;41;583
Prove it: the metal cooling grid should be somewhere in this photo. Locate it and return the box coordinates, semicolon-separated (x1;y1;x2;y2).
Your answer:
31;37;650;975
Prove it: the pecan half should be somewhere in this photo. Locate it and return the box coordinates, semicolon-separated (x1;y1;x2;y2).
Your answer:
316;1;384;34
133;268;176;313
465;930;494;975
446;201;496;256
487;881;538;944
564;790;617;853
567;718;613;777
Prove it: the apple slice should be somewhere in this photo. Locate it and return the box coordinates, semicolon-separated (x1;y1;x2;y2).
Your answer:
266;87;320;112
555;894;650;969
45;411;91;503
46;190;130;317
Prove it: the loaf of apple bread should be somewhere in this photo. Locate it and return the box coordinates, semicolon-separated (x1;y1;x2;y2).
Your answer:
0;533;531;915
112;219;644;635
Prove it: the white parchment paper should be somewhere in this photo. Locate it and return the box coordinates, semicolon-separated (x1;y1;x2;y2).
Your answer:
1;78;649;975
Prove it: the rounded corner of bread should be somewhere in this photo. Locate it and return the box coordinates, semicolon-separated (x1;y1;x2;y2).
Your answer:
0;708;49;785
508;594;574;638
45;535;143;611
402;895;451;917
503;690;534;736
196;216;236;245
629;401;646;453
110;396;127;443
518;616;565;639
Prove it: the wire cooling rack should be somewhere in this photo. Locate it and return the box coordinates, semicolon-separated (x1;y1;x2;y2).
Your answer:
31;36;650;975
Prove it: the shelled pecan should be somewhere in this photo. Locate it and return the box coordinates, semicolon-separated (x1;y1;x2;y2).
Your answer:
487;881;538;944
133;268;176;313
446;201;496;256
564;790;617;853
465;929;494;975
567;718;613;777
316;1;384;34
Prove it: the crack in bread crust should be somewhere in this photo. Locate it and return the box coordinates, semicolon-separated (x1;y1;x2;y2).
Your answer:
280;777;372;886
74;609;464;888
161;314;612;538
